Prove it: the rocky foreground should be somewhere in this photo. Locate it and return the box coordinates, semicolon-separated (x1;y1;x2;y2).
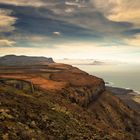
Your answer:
0;63;140;140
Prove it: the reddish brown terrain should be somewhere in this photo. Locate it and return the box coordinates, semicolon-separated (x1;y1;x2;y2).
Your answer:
0;62;140;140
0;63;103;91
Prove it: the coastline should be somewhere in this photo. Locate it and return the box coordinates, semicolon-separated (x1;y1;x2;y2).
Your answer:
106;85;140;113
70;64;140;94
105;81;140;95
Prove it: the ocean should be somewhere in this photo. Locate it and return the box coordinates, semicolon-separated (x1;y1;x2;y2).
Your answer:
73;64;140;93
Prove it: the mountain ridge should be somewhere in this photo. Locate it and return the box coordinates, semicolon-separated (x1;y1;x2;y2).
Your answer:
0;55;54;66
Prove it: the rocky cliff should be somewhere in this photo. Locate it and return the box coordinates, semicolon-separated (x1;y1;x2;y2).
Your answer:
0;63;140;140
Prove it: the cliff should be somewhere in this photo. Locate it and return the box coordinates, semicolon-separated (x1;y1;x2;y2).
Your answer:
0;63;140;139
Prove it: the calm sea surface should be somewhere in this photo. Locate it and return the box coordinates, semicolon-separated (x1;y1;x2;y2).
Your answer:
73;64;140;92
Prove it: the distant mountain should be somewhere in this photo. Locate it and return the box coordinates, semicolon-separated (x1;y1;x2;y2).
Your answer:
56;59;123;65
0;55;54;66
56;59;106;65
92;60;105;65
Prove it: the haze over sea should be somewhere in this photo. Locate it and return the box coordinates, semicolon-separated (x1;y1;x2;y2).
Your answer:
73;64;140;93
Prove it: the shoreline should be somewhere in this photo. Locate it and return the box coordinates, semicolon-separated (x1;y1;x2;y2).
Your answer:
105;81;140;95
106;85;140;113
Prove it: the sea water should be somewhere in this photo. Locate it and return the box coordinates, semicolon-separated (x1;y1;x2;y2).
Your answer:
73;64;140;93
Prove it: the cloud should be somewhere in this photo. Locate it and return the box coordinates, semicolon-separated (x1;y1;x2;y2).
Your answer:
0;0;139;26
1;4;98;39
53;32;61;36
0;8;16;32
91;0;117;15
0;0;46;7
125;34;140;46
0;0;139;63
65;1;86;8
0;0;139;48
0;41;140;63
0;1;133;32
12;34;51;42
92;0;140;25
0;39;16;46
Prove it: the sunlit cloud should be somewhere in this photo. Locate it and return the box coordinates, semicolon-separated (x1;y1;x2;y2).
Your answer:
94;0;140;25
125;34;140;47
0;8;16;32
0;39;16;46
53;32;61;36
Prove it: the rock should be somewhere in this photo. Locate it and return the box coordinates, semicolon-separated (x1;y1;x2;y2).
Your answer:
2;133;9;140
30;121;36;128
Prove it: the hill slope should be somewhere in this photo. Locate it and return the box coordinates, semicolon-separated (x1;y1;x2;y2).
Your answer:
0;63;140;140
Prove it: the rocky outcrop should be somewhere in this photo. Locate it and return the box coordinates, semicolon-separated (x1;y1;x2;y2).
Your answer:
49;64;105;107
0;78;35;93
61;83;105;107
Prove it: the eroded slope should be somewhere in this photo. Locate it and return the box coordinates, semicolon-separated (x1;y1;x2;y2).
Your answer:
0;64;140;140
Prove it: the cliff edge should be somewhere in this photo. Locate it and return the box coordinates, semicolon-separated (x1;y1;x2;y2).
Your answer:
0;63;140;140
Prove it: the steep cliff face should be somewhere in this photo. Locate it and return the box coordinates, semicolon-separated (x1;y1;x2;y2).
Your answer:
0;63;140;140
50;65;105;107
0;78;35;93
61;85;104;107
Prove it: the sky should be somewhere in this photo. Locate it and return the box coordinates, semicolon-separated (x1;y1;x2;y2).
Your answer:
0;0;140;63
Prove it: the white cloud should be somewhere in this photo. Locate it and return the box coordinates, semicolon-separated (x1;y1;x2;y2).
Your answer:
0;0;45;7
92;0;140;25
0;9;16;32
53;32;61;36
65;8;75;13
0;39;16;46
65;1;86;8
125;34;140;47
